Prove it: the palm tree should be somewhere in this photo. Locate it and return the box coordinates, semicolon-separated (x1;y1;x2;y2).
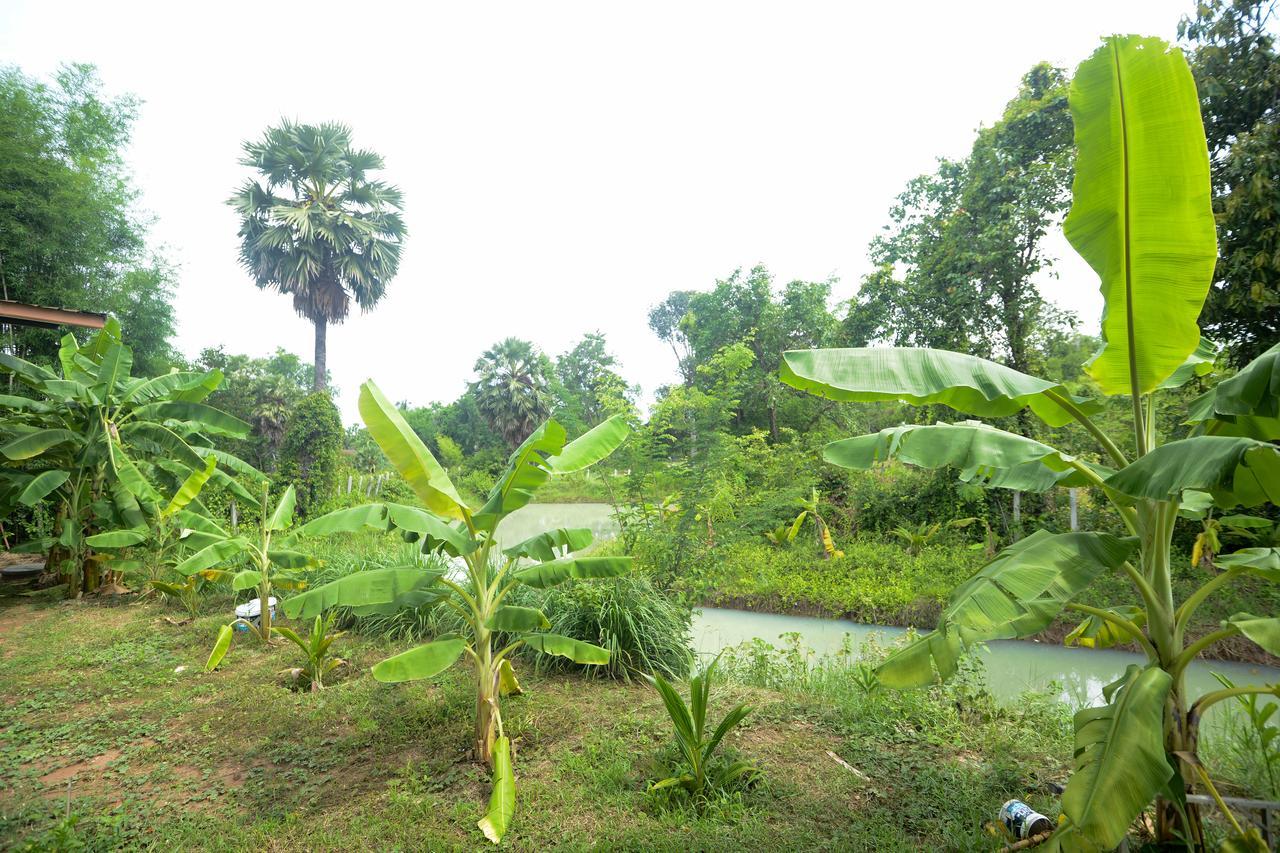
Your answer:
228;120;406;390
470;338;552;448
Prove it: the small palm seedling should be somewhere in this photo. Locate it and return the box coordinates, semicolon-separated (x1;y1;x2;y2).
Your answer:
277;613;347;691
646;654;759;809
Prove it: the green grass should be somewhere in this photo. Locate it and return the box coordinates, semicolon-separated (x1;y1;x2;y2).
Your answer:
2;584;1083;852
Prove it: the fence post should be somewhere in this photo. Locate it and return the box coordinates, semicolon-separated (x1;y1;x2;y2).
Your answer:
1069;488;1079;531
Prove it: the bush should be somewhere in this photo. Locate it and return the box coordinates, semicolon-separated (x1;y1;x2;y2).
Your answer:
523;574;693;681
668;539;986;624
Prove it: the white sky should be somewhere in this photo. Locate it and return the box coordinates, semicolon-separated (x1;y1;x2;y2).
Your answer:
0;0;1191;422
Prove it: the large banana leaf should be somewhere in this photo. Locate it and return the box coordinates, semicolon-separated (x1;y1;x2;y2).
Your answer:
1054;665;1173;851
371;637;467;682
0;429;79;460
1225;613;1280;656
161;456;216;517
1063;35;1216;395
472;420;568;532
780;348;1098;427
1188;342;1280;440
520;632;610;664
175;538;251;575
503;527;595;561
547;413;630;473
282;567;444;620
359;381;467;520
478;736;515;844
876;531;1138;688
1216;547;1280;582
822;421;1096;492
129;401;251;438
1104;436;1280;507
486;605;551;632
291;502;476;556
17;470;70;505
513;556;632;589
265;485;296;531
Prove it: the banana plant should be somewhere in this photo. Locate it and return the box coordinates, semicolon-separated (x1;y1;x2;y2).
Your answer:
0;319;256;596
798;488;842;558
187;484;315;669
781;36;1279;851
281;380;632;843
763;511;806;548
890;521;941;556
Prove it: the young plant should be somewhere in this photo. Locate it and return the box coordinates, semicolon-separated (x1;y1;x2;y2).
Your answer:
890;521;941;556
646;654;758;808
281;381;632;843
277;613;346;691
186;484;315;669
799;488;842;558
781;35;1280;850
763;511;806;548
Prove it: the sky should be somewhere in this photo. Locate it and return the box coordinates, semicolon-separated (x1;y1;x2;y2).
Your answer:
0;0;1193;423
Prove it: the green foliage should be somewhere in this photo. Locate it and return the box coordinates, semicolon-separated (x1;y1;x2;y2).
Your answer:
525;574;692;681
275;392;342;519
0;321;257;596
228;120;405;390
0;63;177;373
645;655;759;809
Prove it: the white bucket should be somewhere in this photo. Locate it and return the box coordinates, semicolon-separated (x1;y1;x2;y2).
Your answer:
234;597;278;620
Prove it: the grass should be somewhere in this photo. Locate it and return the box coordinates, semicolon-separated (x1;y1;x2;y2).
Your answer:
2;584;1082;852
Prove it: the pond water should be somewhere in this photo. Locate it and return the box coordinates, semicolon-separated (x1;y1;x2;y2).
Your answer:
496;503;619;552
504;504;1277;726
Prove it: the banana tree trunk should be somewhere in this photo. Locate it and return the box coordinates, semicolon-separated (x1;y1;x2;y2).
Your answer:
475;662;498;768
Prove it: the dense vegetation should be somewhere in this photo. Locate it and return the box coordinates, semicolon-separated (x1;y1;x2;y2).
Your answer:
2;2;1279;850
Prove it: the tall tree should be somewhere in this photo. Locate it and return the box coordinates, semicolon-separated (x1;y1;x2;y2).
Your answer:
228;121;406;390
845;64;1076;382
470;337;553;449
555;332;636;430
1180;0;1280;365
647;291;697;385
0;63;176;371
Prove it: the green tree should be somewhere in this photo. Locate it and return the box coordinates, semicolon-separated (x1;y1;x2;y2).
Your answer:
1180;0;1280;365
470;338;553;449
228;121;406;390
648;291;696;385
554;332;636;431
275;392;343;518
845;64;1076;383
0;63;176;371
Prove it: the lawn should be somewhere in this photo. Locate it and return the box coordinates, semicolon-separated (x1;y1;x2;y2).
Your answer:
0;587;1074;851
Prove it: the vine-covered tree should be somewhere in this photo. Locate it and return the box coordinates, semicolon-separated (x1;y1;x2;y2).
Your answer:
228;121;406;390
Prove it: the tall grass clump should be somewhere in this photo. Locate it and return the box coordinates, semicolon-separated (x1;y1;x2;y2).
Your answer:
524;575;693;681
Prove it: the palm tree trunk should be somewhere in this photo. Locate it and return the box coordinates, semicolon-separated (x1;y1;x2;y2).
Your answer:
313;318;327;391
